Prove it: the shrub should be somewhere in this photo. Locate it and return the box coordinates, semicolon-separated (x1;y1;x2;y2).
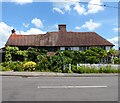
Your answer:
72;65;99;74
1;61;24;71
71;65;78;73
77;66;86;73
11;61;23;71
99;67;118;73
1;62;9;67
0;63;8;71
63;67;70;73
114;57;120;64
23;61;36;71
35;63;42;71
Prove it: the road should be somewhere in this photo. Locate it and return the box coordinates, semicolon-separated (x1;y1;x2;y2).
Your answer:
2;76;118;101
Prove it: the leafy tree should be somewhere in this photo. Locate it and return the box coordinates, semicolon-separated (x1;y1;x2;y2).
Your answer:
97;48;107;63
27;47;41;62
72;51;85;64
107;49;117;63
114;57;120;64
62;50;74;58
5;46;19;62
84;47;100;64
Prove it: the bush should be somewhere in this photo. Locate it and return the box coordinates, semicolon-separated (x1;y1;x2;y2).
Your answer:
23;61;36;71
1;62;9;67
12;61;23;71
72;65;106;73
1;61;24;71
114;57;120;64
0;63;10;71
99;67;118;73
71;65;78;73
63;67;72;73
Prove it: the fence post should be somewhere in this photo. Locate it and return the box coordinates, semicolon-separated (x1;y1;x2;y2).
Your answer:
69;64;71;71
77;64;78;70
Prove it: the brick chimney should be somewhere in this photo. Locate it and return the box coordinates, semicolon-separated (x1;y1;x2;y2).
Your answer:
58;24;66;32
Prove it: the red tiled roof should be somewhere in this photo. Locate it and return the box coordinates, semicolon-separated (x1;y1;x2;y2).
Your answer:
5;32;114;47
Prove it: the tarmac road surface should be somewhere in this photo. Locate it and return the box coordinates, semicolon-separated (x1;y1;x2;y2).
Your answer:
2;76;118;101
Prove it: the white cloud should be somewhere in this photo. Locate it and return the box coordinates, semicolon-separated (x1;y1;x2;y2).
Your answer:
53;8;64;14
31;18;43;28
52;0;104;15
23;23;29;28
17;28;46;35
52;2;77;14
75;26;81;30
64;5;71;11
74;3;86;15
10;0;33;5
53;2;72;12
85;0;104;15
0;22;13;48
113;28;120;32
81;19;101;31
108;36;119;50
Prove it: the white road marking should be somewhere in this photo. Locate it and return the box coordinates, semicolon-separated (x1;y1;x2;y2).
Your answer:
37;85;107;89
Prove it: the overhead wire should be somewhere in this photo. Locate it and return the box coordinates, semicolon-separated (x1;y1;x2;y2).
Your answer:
79;2;119;9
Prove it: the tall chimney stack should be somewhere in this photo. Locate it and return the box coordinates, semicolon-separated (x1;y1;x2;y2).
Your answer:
58;24;66;32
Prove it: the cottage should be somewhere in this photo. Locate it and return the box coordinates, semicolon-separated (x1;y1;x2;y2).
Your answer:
5;24;114;52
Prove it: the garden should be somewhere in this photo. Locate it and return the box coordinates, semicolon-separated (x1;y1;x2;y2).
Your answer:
0;46;120;73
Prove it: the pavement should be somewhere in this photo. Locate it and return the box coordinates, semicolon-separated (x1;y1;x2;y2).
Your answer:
0;71;118;77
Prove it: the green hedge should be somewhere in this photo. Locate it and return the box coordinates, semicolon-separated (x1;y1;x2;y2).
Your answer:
1;62;120;73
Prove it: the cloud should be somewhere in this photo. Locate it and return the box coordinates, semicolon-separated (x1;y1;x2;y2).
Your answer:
31;18;43;28
52;0;104;15
113;28;120;32
81;19;101;31
53;2;73;12
73;3;86;15
17;28;46;35
10;0;33;5
75;26;81;30
85;0;104;15
107;36;119;50
53;8;64;14
52;2;77;14
23;23;29;28
64;5;71;11
0;22;13;48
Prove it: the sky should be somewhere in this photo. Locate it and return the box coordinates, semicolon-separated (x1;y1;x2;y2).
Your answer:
0;0;119;49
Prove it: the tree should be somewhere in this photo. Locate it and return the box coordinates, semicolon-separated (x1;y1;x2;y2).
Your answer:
72;51;85;64
107;49;117;63
5;46;19;62
84;47;100;64
97;48;107;63
27;47;41;62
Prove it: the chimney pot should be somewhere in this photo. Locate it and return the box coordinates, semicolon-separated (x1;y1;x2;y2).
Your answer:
11;29;16;34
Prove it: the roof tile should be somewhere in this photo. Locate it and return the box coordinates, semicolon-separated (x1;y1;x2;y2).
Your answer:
6;32;114;47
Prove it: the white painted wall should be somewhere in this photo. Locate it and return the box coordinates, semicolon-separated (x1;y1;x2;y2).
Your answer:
105;46;111;51
60;47;65;50
60;47;85;51
71;47;79;50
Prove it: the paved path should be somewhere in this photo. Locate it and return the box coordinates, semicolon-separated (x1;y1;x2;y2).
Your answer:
2;76;118;101
0;72;118;77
